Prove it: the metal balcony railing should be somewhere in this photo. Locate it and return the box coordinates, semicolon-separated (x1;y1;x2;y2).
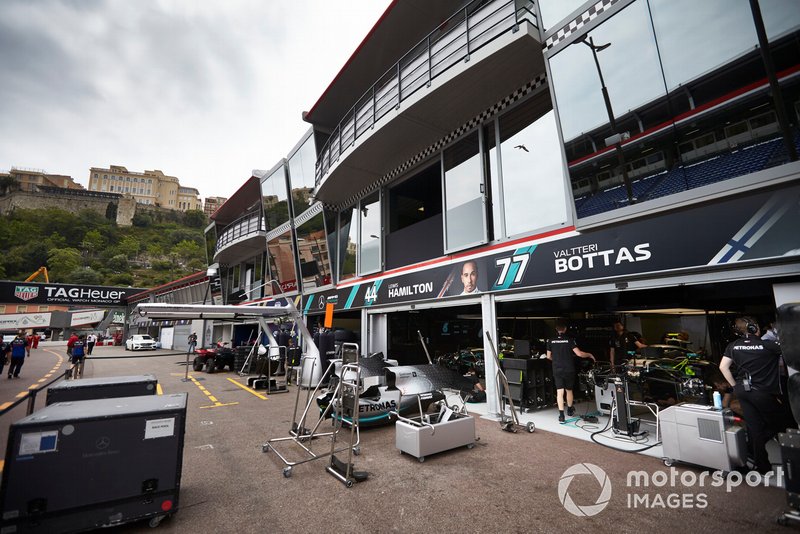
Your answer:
214;211;265;257
314;0;537;187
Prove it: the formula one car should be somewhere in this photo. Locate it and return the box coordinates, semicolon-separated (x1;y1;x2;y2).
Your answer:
316;353;476;427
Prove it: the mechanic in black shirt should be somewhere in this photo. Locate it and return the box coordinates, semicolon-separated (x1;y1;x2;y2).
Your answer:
547;320;595;423
719;316;784;474
609;320;647;367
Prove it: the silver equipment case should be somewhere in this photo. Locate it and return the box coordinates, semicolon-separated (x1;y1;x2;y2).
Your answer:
660;402;746;471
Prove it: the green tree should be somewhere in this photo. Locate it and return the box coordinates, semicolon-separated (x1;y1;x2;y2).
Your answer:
44;232;68;250
182;209;207;228
81;229;106;255
47;247;82;281
117;236;140;259
68;267;103;285
107;254;130;273
173;240;203;264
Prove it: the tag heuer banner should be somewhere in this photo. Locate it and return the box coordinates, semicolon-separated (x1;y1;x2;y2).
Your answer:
0;282;145;306
304;185;800;313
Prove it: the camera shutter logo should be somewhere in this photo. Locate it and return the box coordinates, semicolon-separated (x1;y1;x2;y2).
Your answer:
558;463;612;517
14;285;39;302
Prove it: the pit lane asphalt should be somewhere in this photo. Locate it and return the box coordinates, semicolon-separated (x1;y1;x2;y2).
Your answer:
0;344;790;533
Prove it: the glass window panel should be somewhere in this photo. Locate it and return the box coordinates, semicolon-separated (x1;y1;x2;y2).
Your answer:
323;208;338;283
443;131;486;251
260;165;290;230
549;0;683;219
650;0;757;91
499;103;568;236
538;0;587;31
296;212;332;291
760;0;800;40
339;207;358;281
549;0;665;142
204;225;217;265
267;229;297;293
359;192;381;274
288;135;317;217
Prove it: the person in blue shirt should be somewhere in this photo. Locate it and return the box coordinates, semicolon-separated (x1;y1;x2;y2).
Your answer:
8;332;29;379
70;335;87;379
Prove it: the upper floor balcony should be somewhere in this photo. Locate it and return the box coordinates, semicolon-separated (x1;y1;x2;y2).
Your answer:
312;0;543;206
213;211;266;264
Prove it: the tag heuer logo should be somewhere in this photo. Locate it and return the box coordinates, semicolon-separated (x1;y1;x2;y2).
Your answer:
14;286;39;301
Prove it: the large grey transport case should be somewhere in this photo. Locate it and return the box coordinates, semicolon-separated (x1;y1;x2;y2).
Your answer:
0;392;187;533
45;374;158;405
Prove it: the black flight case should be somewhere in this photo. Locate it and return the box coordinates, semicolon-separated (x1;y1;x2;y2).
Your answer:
45;374;158;405
0;392;187;532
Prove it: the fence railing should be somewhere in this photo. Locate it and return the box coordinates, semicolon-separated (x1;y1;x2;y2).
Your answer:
214;211;266;257
0;369;70;418
314;0;537;187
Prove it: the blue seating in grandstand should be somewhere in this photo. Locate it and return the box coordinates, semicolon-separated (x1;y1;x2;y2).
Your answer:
575;135;789;218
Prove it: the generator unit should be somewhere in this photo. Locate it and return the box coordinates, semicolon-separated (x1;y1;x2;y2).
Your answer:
45;374;158;405
660;403;747;471
0;393;187;532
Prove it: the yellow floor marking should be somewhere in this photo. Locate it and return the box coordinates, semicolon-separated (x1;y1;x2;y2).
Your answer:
44;374;53;378
0;402;10;410
186;375;237;409
15;392;27;399
199;402;238;409
156;384;163;395
37;379;46;383
0;460;4;472
28;385;38;390
226;377;269;400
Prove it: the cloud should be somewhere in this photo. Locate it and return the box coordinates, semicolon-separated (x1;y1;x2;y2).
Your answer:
0;0;391;198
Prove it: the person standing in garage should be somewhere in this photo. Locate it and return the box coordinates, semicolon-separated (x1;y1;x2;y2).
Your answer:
547;320;595;423
719;316;784;474
609;320;647;367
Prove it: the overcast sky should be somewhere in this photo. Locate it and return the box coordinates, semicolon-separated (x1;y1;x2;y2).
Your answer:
0;0;391;199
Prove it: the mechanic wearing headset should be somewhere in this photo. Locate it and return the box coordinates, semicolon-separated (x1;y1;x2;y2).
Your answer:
719;316;784;474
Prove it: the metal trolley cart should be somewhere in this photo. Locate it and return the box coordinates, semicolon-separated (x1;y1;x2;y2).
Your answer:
487;332;535;433
326;343;368;487
262;344;362;480
393;394;476;463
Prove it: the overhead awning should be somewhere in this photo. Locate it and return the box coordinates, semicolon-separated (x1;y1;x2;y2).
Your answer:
134;302;300;321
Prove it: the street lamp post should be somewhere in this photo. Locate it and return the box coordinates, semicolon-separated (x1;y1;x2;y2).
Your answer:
581;36;635;204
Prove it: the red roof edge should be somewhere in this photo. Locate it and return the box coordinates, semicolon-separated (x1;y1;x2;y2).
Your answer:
304;0;400;122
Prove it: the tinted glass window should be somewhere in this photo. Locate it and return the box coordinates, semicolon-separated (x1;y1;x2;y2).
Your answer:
267;229;297;293
288;135;317;218
339;207;358;281
359;192;381;274
443;131;486;251
498;99;568;236
538;0;587;31
296;212;332;291
260;165;290;230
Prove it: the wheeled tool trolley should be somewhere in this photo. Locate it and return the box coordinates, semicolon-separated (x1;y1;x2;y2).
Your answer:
45;374;158;405
0;393;187;532
487;332;535;434
394;397;476;463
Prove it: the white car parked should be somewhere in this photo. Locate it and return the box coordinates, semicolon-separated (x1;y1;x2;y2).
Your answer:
125;334;157;351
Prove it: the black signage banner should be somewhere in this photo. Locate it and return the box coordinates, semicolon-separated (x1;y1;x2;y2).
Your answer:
303;185;800;314
0;282;146;306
